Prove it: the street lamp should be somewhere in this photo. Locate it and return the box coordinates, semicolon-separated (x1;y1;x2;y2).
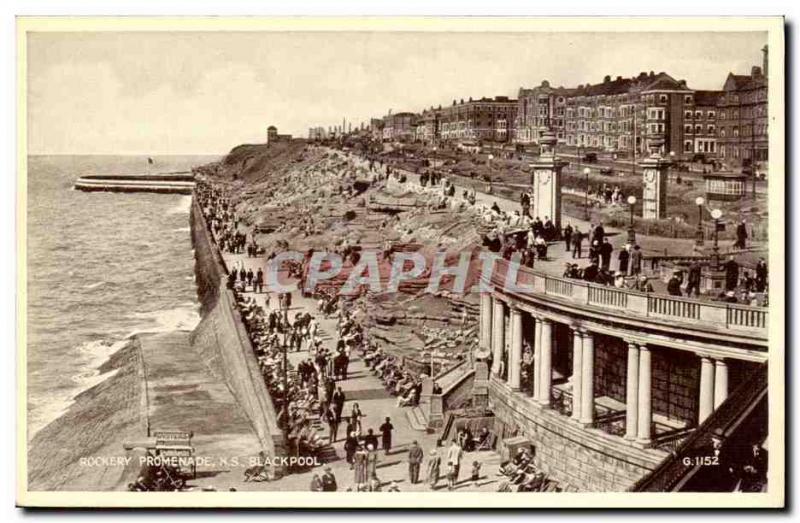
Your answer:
627;195;637;243
695;196;705;247
668;151;677;182
583;167;591;220
711;208;723;269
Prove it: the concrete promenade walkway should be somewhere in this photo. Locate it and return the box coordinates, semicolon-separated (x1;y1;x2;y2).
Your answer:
220;250;505;492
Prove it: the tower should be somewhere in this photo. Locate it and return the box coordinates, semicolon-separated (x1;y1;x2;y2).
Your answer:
267;125;278;144
640;137;672;219
529;130;567;229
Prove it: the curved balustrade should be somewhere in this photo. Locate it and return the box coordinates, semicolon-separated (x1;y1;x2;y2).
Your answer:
488;258;768;338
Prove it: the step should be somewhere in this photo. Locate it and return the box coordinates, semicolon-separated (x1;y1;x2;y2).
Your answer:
405;405;429;432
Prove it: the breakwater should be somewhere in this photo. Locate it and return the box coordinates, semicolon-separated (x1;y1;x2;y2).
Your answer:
74;172;195;194
188;197;286;467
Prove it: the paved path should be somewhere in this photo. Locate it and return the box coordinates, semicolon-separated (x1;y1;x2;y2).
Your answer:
220;250;506;492
139;331;262;491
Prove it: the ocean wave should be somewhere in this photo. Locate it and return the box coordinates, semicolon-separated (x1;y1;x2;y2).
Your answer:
172;226;191;233
28;338;129;439
84;281;108;290
166;195;192;215
127;304;200;336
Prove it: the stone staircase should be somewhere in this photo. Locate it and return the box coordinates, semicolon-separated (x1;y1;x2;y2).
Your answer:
405;405;429;432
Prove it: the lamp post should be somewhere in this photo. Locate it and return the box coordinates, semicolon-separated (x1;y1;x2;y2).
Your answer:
711;208;723;270
695;196;705;247
583;167;591;220
627;195;637;243
668;151;676;181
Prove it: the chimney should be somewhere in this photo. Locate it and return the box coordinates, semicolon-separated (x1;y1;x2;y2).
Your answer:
751;65;762;77
616;76;623;81
604;75;611;83
762;45;769;77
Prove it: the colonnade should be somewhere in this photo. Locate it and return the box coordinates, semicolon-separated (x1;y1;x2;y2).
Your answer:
478;293;732;447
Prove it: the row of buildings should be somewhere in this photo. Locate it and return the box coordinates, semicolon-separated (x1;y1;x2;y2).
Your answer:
309;46;768;165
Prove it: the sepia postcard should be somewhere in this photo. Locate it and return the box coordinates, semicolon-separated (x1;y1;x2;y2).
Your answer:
16;16;785;508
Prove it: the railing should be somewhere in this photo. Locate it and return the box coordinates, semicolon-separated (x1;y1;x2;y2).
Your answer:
647;295;701;320
630;364;768;492
545;277;574;298
490;258;767;339
727;304;767;329
588;286;628;309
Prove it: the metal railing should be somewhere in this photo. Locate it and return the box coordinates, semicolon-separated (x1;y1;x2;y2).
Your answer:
630;364;768;492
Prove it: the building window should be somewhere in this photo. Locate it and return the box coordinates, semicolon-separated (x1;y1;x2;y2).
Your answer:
685;95;693;104
695;111;702;119
685;124;693;134
695;125;702;134
685;110;692;119
684;140;693;152
708;111;716;119
708;125;716;135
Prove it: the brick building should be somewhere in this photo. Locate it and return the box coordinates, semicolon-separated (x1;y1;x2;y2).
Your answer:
382;111;419;142
439;96;517;143
514;82;573;145
683;90;722;157
716;45;769;166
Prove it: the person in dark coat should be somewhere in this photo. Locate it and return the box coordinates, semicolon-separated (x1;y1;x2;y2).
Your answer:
582;261;599;282
755;258;768;292
408;440;424;484
379;417;394;454
598;238;613;271
324;404;339;443
364;428;379;451
629;244;643;275
563;223;573;252
344;432;358;468
686;261;702;297
618;246;630;274
724;258;740;291
592;222;605;245
572;228;583;259
332;387;346;424
667;272;683;296
735;220;748;249
321;467;338;491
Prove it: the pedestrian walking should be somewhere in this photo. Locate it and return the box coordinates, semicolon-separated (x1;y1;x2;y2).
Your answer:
427;448;441;489
446;439;463;490
408;440;424;484
379;417;394;454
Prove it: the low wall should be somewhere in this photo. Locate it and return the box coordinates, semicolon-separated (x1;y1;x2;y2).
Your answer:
189;198;286;466
489;376;664;492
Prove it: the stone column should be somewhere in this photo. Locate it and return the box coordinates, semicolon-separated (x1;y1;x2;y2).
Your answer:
531;316;541;400
509;308;523;390
571;329;583;420
637;346;653;444
625;341;640;440
579;331;595;425
480;293;492;353
698;356;715;424
491;298;505;376
538;318;553;407
713;359;729;409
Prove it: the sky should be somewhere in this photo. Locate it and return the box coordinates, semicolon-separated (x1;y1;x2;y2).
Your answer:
26;31;767;155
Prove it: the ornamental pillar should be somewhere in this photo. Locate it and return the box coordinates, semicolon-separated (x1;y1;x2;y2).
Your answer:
625;341;640;440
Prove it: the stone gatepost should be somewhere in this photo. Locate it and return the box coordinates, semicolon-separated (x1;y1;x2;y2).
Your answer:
639;137;673;220
529;130;568;230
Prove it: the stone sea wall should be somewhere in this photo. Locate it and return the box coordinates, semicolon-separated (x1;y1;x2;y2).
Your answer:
189;198;286;463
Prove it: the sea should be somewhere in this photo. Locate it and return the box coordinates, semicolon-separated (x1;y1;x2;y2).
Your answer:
26;155;219;439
